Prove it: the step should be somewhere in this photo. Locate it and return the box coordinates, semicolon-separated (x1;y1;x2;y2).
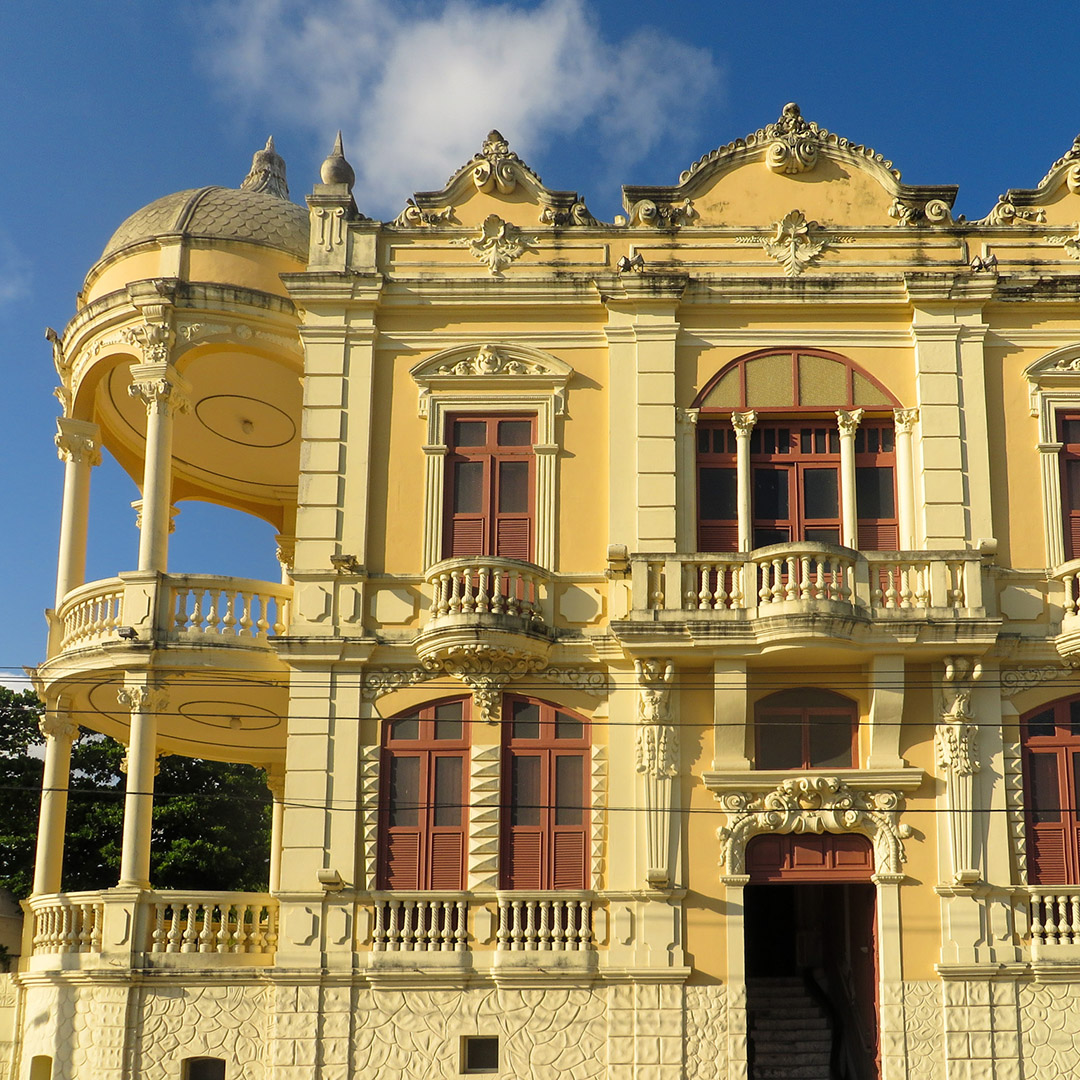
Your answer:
751;1010;828;1026
752;1065;832;1080
753;1034;832;1051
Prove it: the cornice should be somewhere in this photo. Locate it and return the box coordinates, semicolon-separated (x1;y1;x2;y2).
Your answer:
702;767;927;794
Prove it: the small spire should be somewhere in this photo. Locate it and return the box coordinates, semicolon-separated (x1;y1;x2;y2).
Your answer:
320;131;355;190
241;135;289;199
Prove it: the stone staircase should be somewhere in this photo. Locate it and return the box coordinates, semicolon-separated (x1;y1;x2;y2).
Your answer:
747;976;836;1080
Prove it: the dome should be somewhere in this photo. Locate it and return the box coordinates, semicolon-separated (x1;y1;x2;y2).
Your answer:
101;185;310;262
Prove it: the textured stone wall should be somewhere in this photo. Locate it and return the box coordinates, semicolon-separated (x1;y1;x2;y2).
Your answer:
903;981;944;1080
684;984;726;1080
1019;982;1080;1080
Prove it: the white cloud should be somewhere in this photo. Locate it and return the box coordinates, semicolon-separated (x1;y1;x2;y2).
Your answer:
203;0;719;214
0;233;29;308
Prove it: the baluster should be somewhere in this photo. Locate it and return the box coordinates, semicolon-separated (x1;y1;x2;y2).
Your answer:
179;904;198;952
579;902;593;949
255;594;270;637
173;590;188;633
59;905;75;952
403;900;418;950
426;901;441;951
445;572;460;615
205;590;221;634
78;905;93;951
524;900;538;950
90;905;103;951
387;899;401;950
476;566;491;614
456;901;468;951
166;905;183;952
511;900;524;950
769;559;784;602
538;901;552;951
1030;896;1045;945
439;901;452;951
462;571;476;614
715;564;730;610
488;567;504;614
898;564;913;609
373;901;388;951
949;561;965;608
698;565;712;610
649;562;664;610
1067;575;1079;617
217;904;233;953
497;901;511;950
1046;895;1062;945
247;905;263;953
189;591;205;633
239;591;254;635
197;904;214;953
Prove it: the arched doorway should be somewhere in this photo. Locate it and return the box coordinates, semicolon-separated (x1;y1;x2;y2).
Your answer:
744;833;878;1080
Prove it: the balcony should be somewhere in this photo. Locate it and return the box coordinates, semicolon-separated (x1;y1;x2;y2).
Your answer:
1053;559;1080;662
616;543;997;654
25;889;279;971
415;556;555;672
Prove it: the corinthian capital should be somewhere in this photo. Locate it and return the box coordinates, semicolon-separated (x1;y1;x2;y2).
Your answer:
117;682;169;715
121;321;174;365
127;362;191;417
39;712;78;742
893;407;919;434
54;417;102;467
835;408;864;436
731;410;758;436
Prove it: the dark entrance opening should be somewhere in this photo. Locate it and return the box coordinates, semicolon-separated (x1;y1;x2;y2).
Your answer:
744;834;878;1080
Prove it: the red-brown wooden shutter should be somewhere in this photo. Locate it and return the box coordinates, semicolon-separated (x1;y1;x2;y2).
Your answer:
506;832;543;890
429;832;465;891
495;518;531;560
384;833;421;890
552;832;586;890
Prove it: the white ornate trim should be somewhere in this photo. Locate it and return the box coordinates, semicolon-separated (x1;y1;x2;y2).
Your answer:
421;644;547;722
450;214;537;273
715;775;912;880
360;666;439;701
635;659;678;887
412;343;571;572
737;211;851;276
1003;736;1028;885
1001;663;1078;696
590;745;607;890
360;742;381;891
468;743;502;890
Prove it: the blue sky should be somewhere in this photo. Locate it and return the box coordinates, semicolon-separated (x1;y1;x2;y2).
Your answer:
2;0;1080;682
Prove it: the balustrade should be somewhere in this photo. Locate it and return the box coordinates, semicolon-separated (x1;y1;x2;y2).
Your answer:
496;896;593;952
1027;888;1080;949
371;896;469;952
426;557;547;626
29;895;103;954
170;577;289;641
56;579;124;650
148;893;278;956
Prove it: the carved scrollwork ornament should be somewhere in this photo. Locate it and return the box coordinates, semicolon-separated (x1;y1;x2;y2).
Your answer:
421;644;547;721
55;426;102;468
984;195;1046;226
893;407;919;435
627;197;696;228
765;102;820;175
450;214;537;273
731;410;758;436
936;691;980;778
1069;163;1080;196
117;683;169;715
538;201;597;227
39;713;78;742
716;776;913;878
1001;663;1079;696
740;210;836;276
889;197;953;227
360;666;439;701
634;658;678;778
120;322;174;365
393;199;455;227
1048;224;1080;261
835;408;864;437
472;130;520;195
435;343;544;377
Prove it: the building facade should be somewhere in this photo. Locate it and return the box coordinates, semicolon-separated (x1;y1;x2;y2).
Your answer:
13;106;1080;1079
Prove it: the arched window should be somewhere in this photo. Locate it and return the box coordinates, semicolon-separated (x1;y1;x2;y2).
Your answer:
378;698;470;890
693;349;901;552
755;689;857;770
1022;697;1080;884
501;696;590;890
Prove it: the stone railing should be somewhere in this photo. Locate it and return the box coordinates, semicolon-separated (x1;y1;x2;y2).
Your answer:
56;578;125;651
425;556;549;628
27;893;104;954
1024;887;1080;958
370;895;470;952
147;892;278;956
49;572;292;658
631;545;985;619
167;576;290;642
496;894;594;952
1055;559;1080;616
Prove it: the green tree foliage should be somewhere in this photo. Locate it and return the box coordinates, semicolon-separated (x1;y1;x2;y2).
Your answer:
0;687;272;899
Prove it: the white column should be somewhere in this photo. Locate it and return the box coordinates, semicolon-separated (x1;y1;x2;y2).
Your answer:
836;408;864;548
266;766;285;892
128;361;188;573
32;710;79;895
117;681;167;888
894;408;919;549
53;418;101;606
732;411;757;551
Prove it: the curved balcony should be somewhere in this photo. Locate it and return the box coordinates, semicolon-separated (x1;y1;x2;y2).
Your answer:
415;556;555;671
1053;559;1080;661
619;543;993;653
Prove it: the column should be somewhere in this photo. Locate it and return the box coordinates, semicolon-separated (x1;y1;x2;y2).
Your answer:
266;766;285;892
634;659;677;887
836;408;863;548
732;411;757;551
128;361;188;573
32;709;79;895
117;681;167;888
893;408;919;549
53;418;102;606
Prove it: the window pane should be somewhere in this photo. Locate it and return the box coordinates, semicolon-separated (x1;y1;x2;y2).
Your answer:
434;700;463;741
803;468;839;519
433;756;462;827
555;711;584;741
498;460;529;513
1066;459;1080;506
555;755;584;825
498;420;532;446
754;527;790;548
880;427;894;452
511;756;541;826
809;711;854;768
754;469;789;519
453;420;487;447
856;466;895;518
1074;754;1080;821
1071;701;1080;737
1030;754;1063;824
700;468;737;519
512;700;540;740
1062;418;1080;444
453;460;484;513
698;428;709;454
388;756;420;827
757;714;803;769
1027;708;1056;739
391;716;419;740
804;527;841;545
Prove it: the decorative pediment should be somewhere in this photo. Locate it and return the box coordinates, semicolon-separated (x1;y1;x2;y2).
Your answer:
985;131;1080;226
410;343;573;416
397;131;597;229
1025;345;1080;414
622;103;958;230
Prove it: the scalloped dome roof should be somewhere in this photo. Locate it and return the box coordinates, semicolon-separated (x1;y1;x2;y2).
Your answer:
101;185;310;261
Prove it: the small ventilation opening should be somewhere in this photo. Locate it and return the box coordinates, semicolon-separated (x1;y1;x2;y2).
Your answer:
462;1036;499;1073
183;1059;226;1080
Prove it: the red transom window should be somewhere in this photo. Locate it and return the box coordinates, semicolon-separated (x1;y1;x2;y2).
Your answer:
501;697;590;890
1059;415;1080;560
378;698;470;890
444;415;535;561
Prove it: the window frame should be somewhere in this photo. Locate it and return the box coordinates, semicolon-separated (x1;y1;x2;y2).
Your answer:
754;689;858;771
500;695;591;891
378;697;471;891
1022;696;1080;885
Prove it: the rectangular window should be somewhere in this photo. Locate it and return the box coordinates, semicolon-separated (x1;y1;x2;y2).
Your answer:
1060;415;1080;560
445;415;535;561
854;422;898;550
463;1037;499;1074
